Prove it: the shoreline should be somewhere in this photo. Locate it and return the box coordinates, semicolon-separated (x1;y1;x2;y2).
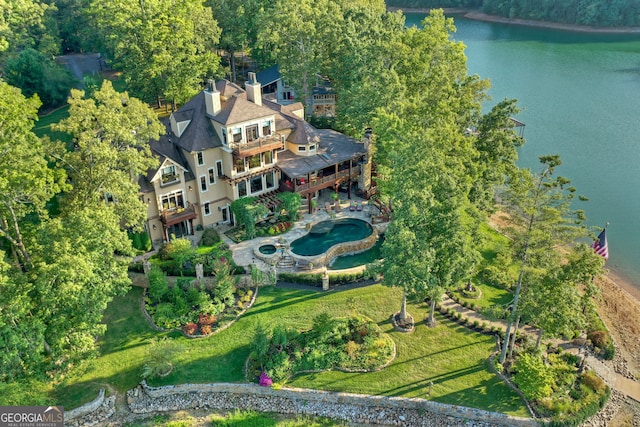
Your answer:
388;6;640;34
605;265;640;303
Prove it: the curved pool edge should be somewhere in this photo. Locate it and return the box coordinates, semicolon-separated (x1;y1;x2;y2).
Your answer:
292;229;379;268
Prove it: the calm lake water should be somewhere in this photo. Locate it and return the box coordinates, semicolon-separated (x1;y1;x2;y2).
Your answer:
405;13;640;290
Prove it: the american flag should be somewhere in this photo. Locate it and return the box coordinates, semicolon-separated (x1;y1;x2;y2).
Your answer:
592;228;608;260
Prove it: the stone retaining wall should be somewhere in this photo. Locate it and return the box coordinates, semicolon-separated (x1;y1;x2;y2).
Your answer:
64;389;115;427
127;382;540;427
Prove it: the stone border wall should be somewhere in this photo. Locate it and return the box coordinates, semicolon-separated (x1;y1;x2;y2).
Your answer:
64;389;115;427
127;382;540;427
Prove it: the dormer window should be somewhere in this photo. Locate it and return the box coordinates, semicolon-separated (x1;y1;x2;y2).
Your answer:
298;146;306;152
309;144;316;151
161;165;179;184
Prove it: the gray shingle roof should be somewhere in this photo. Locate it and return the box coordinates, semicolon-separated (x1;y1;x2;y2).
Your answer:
256;64;281;86
277;129;366;178
171;91;223;153
210;95;275;125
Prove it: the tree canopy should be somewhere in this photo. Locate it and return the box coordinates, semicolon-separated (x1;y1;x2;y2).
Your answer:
91;0;221;107
54;80;163;229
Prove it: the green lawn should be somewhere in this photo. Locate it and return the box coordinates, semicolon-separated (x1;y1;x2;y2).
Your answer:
34;106;72;147
52;284;529;417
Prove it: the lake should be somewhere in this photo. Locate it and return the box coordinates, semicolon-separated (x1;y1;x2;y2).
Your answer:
405;13;640;291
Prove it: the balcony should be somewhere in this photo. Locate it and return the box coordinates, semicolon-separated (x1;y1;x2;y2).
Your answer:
230;134;283;158
282;169;361;195
160;203;197;226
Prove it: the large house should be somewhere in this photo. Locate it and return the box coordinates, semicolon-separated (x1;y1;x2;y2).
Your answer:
140;73;371;244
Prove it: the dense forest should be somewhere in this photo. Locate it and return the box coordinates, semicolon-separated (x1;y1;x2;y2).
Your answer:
386;0;640;27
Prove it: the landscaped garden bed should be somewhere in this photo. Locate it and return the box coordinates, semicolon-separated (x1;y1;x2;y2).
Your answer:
246;313;395;384
144;259;255;336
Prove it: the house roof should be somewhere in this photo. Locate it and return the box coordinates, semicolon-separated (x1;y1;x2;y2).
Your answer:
217;80;244;99
211;95;275;125
277;129;366;178
256;64;281;86
140;129;195;192
172;91;223;153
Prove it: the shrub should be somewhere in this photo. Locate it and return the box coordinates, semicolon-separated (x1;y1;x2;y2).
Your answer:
200;228;220;247
200;324;213;335
581;370;606;393
147;267;169;303
603;343;615;360
513;352;554;400
198;313;216;326
587;330;609;348
183;322;198;335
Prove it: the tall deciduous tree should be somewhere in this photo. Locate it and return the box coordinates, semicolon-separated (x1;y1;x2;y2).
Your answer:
498;155;593;363
0;0;60;61
208;0;271;82
54;80;163;229
329;2;406;137
0;252;45;381
30;206;133;361
0;80;66;269
256;0;342;106
5;48;75;110
91;0;221;107
375;11;490;324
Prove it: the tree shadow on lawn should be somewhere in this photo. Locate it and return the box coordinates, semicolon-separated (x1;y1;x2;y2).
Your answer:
381;364;485;397
243;288;326;318
437;377;529;417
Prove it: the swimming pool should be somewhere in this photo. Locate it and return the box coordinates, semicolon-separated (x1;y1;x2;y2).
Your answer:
290;218;374;257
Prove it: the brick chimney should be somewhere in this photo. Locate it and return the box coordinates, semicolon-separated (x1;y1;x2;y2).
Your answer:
204;79;221;116
245;72;262;106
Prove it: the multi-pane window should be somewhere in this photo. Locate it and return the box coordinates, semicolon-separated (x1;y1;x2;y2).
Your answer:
248;154;261;169
298;146;306;152
204;202;211;216
161;165;179;184
222;128;227;145
216;160;224;177
235;158;245;173
263;150;273;165
233;128;242;143
265;171;275;189
200;175;207;192
262;120;271;136
238;181;247;197
246;124;259;142
250;176;263;193
208;168;215;185
161;191;184;211
196;152;204;166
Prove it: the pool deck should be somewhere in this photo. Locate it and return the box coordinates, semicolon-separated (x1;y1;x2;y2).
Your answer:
218;197;387;273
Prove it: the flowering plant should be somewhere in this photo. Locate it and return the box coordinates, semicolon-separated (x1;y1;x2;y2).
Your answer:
259;371;273;387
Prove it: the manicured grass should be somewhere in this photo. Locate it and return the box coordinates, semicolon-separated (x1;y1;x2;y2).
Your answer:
124;410;344;426
451;283;513;312
53;284;528;417
34;106;72;147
